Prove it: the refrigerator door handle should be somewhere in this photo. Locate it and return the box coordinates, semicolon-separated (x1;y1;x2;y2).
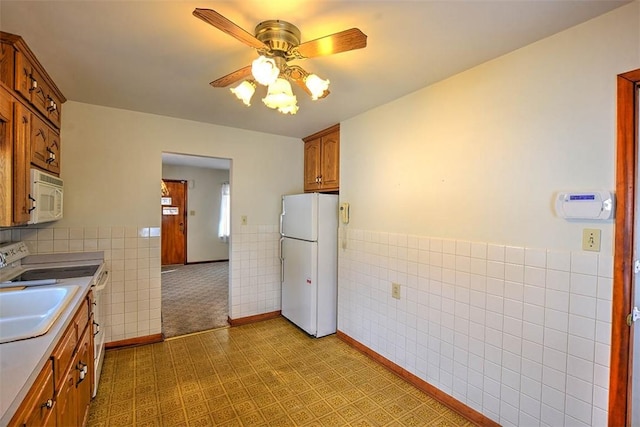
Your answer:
279;197;285;237
279;237;284;283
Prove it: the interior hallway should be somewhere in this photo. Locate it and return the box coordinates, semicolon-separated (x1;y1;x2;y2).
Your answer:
87;317;473;426
161;262;229;338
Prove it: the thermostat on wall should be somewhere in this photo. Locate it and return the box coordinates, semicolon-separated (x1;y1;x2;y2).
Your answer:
555;191;614;220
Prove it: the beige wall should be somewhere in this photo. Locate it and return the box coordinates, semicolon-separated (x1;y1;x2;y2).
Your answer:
338;3;639;426
341;3;639;253
162;164;230;263
59;103;302;228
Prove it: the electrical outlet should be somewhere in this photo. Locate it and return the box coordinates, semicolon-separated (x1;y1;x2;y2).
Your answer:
241;215;248;225
582;228;601;252
392;283;401;299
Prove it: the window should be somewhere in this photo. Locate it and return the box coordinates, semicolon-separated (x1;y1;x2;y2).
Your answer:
218;182;230;242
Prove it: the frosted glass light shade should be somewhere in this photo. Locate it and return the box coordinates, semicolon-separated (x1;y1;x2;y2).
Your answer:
305;74;330;100
262;78;298;114
230;80;256;106
251;56;280;86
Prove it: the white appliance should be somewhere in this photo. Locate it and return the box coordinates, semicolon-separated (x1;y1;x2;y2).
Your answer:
29;168;63;224
279;193;338;337
554;190;614;220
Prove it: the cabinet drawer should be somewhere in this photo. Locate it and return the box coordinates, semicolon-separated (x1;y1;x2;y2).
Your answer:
8;359;55;427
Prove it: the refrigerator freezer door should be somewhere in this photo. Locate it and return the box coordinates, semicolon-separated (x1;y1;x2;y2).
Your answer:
282;194;317;241
281;237;318;335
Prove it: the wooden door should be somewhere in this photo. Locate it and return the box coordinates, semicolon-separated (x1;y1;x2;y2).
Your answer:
161;180;187;265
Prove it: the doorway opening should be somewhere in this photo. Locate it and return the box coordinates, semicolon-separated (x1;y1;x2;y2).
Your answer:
161;152;232;338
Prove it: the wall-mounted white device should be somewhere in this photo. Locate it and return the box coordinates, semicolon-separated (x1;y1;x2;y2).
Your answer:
339;202;350;224
555;191;614;220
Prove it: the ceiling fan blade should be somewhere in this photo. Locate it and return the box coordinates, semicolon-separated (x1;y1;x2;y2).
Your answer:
295;28;367;58
193;8;267;50
210;65;253;87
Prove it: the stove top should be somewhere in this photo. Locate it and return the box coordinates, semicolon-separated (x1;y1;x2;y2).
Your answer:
9;265;100;282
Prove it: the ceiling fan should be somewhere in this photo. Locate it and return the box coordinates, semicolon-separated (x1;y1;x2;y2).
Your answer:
193;8;367;114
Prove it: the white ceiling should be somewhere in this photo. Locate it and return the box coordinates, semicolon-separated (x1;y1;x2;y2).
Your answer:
0;0;629;140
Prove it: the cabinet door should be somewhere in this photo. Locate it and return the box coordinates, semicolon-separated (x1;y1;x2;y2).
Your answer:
319;131;339;191
0;87;13;226
29;69;49;120
304;138;321;192
14;50;33;101
46;128;60;174
30;114;49;170
7;360;55;427
13;101;31;224
30;115;60;174
0;42;14;88
56;370;77;427
76;325;93;427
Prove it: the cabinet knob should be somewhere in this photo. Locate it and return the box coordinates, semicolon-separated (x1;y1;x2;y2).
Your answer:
40;399;53;409
29;76;38;91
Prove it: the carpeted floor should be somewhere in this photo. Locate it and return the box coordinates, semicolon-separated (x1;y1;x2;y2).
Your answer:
161;262;229;338
87;317;474;426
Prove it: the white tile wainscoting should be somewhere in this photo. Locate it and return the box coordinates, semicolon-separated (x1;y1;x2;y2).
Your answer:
337;228;612;427
0;223;282;343
3;226;162;344
230;224;282;319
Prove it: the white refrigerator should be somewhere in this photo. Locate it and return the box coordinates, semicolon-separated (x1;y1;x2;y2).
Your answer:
280;193;338;337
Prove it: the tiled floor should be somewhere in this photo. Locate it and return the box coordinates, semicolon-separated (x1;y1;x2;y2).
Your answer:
88;318;474;426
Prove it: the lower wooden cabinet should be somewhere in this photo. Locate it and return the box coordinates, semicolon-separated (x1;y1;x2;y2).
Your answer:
8;360;55;427
8;293;94;427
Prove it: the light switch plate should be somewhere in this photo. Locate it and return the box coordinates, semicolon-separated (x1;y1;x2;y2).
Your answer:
582;228;601;252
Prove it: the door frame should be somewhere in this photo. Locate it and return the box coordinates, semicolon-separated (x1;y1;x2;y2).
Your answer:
610;68;640;427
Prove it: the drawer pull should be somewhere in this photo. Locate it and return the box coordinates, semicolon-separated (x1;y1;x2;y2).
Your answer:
77;361;88;382
93;321;100;335
40;399;53;409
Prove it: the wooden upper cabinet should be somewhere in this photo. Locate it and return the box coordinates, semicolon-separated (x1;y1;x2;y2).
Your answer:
14;51;62;129
303;124;340;193
0;31;65;226
30;114;60;175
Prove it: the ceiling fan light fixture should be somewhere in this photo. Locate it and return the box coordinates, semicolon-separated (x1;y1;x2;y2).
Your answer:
230;80;256;106
305;74;330;100
263;78;298;114
251;55;280;86
277;103;299;115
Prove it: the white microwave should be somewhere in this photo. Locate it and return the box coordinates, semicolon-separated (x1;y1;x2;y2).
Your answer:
29;169;63;224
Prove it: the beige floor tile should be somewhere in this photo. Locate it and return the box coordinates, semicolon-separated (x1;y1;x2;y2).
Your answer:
88;317;475;426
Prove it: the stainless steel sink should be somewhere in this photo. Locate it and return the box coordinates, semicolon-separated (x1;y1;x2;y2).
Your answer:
0;285;80;344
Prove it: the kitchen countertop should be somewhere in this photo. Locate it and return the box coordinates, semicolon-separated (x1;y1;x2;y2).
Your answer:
0;277;93;425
